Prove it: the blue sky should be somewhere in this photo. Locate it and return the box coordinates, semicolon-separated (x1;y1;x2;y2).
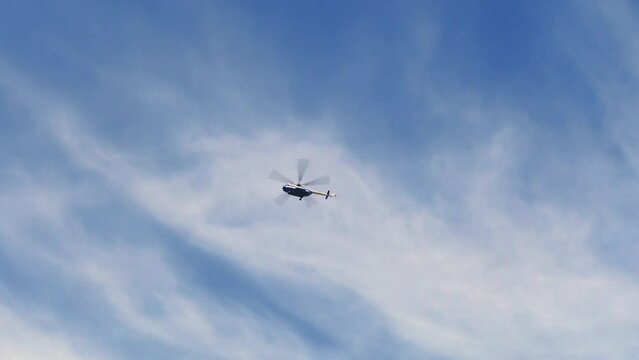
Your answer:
2;1;639;359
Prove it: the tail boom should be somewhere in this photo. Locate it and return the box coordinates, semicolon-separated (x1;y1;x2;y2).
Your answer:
309;189;337;199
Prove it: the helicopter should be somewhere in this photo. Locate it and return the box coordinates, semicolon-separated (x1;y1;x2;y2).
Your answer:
269;159;336;207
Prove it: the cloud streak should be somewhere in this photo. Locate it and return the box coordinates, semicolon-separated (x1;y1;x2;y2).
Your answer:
3;2;639;359
5;68;639;358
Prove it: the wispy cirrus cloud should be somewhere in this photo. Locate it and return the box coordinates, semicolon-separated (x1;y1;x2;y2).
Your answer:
1;63;428;359
5;61;639;358
3;1;639;359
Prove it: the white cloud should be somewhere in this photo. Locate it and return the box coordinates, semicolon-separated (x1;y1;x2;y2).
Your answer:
0;163;317;359
0;303;88;360
4;4;639;356
33;101;639;359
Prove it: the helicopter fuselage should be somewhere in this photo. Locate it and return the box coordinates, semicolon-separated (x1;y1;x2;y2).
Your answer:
270;160;336;204
283;184;312;199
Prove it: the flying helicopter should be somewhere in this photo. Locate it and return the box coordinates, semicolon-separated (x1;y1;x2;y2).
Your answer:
269;159;336;207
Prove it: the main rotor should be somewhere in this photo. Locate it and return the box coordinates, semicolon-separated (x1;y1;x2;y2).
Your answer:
269;159;330;188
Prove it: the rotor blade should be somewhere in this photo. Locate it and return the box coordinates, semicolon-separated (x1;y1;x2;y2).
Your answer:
297;159;310;183
269;170;294;184
303;175;330;186
303;195;318;208
274;193;290;205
